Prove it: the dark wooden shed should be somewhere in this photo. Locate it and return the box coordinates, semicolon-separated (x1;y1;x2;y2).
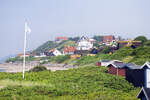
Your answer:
126;62;150;87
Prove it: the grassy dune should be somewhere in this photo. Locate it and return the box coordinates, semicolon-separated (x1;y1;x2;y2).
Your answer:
0;66;139;100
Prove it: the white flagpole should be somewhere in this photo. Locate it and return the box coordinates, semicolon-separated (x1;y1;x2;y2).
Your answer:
23;22;27;79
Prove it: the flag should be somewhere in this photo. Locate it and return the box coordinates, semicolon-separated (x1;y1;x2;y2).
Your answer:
25;22;31;34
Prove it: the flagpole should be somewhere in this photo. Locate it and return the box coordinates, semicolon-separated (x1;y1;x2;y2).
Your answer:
23;22;27;79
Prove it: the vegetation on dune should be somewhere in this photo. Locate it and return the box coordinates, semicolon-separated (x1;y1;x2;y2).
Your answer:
29;65;47;72
74;46;150;66
0;66;139;100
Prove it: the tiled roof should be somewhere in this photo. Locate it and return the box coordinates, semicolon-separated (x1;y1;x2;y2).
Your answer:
64;46;76;53
103;35;114;43
56;37;68;41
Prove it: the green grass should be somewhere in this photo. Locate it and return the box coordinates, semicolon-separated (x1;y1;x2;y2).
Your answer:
0;66;139;100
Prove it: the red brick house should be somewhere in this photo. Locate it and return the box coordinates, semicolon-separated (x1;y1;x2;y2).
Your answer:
103;35;115;43
63;46;76;55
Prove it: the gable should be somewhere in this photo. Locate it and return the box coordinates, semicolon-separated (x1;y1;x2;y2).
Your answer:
141;62;150;69
137;87;150;100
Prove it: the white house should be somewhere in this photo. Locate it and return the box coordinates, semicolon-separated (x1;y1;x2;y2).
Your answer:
52;49;62;56
76;36;93;50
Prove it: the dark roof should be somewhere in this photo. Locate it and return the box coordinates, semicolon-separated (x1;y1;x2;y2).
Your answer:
108;62;141;69
125;63;141;69
108;62;126;68
137;87;150;100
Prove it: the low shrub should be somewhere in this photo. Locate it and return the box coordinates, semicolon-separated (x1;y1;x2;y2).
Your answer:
29;65;47;72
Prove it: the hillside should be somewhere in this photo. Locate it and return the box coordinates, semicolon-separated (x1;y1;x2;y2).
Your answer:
0;66;139;100
33;40;76;55
73;46;150;66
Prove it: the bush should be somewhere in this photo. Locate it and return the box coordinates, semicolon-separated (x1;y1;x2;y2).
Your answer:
29;65;47;72
134;36;147;44
102;47;112;54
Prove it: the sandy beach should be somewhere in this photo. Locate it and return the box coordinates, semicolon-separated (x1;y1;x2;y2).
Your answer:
0;62;78;73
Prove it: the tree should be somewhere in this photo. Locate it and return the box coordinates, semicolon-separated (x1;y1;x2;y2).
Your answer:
134;36;147;44
68;37;80;41
102;47;112;54
144;40;150;46
93;36;104;42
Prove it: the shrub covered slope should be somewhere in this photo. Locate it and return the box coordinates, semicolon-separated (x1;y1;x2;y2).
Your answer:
0;66;139;100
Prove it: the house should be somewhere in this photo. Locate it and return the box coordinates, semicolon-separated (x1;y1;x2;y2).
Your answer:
51;49;62;56
119;40;142;48
89;38;96;43
102;35;120;46
45;49;62;56
125;63;144;87
98;60;123;67
107;62;127;77
76;36;93;50
55;37;68;42
90;48;98;54
137;87;150;100
98;60;111;67
115;36;120;42
108;62;141;77
107;61;150;87
126;62;150;87
34;53;46;58
103;35;115;43
70;54;81;59
63;46;76;55
18;53;30;58
141;62;150;88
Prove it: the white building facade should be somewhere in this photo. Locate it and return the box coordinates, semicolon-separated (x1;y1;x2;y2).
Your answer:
76;36;93;50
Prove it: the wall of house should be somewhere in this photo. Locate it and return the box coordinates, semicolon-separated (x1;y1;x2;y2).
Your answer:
118;68;126;76
108;66;126;77
126;69;145;87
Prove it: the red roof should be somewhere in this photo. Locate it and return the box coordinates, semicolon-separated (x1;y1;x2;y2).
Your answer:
63;46;76;53
56;37;68;41
103;35;114;43
115;37;120;42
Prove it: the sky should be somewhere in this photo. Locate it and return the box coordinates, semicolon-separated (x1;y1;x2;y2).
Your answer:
0;0;150;58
